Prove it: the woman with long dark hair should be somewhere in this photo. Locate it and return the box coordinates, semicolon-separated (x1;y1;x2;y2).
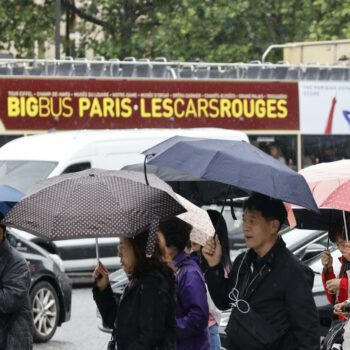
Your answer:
93;229;177;350
189;209;232;350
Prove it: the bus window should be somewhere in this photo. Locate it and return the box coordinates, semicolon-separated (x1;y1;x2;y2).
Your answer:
302;135;350;169
248;135;298;171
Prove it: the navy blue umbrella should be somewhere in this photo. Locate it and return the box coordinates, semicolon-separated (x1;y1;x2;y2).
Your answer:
143;136;318;212
0;185;24;216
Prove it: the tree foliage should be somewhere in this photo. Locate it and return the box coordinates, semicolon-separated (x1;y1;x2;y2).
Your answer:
1;0;350;62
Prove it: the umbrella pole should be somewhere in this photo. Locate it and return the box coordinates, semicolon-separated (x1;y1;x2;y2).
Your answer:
95;237;100;264
214;185;231;238
143;155;149;185
343;210;349;241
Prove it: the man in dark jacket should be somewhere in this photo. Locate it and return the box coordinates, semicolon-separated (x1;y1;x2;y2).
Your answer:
0;223;33;350
203;193;320;350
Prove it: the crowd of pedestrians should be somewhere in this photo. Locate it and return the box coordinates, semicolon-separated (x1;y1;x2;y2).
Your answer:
93;193;323;350
1;165;349;350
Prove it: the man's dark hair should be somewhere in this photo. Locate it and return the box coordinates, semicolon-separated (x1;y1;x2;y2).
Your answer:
159;217;192;252
244;193;287;230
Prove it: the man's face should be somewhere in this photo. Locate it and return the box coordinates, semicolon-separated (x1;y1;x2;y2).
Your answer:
242;208;278;253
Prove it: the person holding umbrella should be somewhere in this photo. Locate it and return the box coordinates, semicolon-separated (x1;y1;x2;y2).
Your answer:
160;217;210;350
93;228;177;350
203;193;320;350
1;169;187;350
0;215;33;350
322;219;350;321
189;209;232;350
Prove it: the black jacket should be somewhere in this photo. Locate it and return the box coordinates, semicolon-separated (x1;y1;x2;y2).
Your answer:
205;237;320;350
0;238;33;350
93;268;177;350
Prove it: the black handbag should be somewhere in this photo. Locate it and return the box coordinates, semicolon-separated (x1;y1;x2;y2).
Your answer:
321;319;345;350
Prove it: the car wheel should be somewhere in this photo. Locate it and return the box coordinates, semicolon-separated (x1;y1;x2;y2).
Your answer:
30;281;60;343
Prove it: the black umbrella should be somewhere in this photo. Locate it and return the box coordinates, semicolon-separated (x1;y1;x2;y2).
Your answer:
122;163;246;205
293;207;350;231
143;136;318;212
2;168;186;257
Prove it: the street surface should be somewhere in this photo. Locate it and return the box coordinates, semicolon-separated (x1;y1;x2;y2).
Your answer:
34;287;110;350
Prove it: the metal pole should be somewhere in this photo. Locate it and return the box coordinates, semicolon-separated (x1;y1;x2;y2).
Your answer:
95;237;100;264
66;2;70;57
297;132;302;171
55;0;61;60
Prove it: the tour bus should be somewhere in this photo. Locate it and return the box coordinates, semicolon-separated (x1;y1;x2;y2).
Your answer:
0;57;349;170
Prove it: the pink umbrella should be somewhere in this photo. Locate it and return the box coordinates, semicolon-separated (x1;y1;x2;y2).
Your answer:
176;194;215;246
299;160;350;206
321;180;350;212
321;180;350;240
298;160;350;240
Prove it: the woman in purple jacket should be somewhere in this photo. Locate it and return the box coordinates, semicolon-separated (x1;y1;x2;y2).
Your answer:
159;217;210;350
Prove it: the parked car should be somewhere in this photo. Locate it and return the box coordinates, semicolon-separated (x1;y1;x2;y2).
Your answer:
10;228;120;283
208;203;329;262
6;227;72;343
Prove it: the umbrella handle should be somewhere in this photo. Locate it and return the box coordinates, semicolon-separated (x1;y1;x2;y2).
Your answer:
96;237;100;263
144;155;149;186
95;238;103;280
213;185;231;239
343;211;349;241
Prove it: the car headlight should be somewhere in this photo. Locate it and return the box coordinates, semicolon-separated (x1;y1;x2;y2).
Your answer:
49;253;65;273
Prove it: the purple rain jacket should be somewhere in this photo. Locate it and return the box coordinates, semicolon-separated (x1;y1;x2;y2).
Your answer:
174;251;210;350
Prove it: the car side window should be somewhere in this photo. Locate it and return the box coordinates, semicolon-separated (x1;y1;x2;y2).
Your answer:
62;162;91;174
6;231;17;247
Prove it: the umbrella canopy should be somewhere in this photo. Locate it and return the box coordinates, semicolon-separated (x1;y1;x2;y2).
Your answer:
0;185;24;216
122;163;245;205
143;136;318;212
299;160;350;206
321;180;350;212
176;194;215;246
292;207;347;231
2;169;186;243
293;161;350;239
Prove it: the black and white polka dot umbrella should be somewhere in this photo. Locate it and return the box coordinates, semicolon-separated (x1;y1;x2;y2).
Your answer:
2;169;185;256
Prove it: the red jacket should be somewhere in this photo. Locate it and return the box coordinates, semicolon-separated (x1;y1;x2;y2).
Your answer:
322;256;349;320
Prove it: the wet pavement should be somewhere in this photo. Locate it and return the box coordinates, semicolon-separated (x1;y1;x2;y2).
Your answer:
34;287;110;350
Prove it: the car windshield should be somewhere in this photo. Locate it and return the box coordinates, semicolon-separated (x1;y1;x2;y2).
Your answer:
280;228;326;248
0;160;57;194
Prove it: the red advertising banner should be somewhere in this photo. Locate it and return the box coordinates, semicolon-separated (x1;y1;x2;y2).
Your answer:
0;78;299;131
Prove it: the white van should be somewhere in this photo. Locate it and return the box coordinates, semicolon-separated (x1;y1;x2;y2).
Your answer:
0;128;249;280
0;128;249;193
